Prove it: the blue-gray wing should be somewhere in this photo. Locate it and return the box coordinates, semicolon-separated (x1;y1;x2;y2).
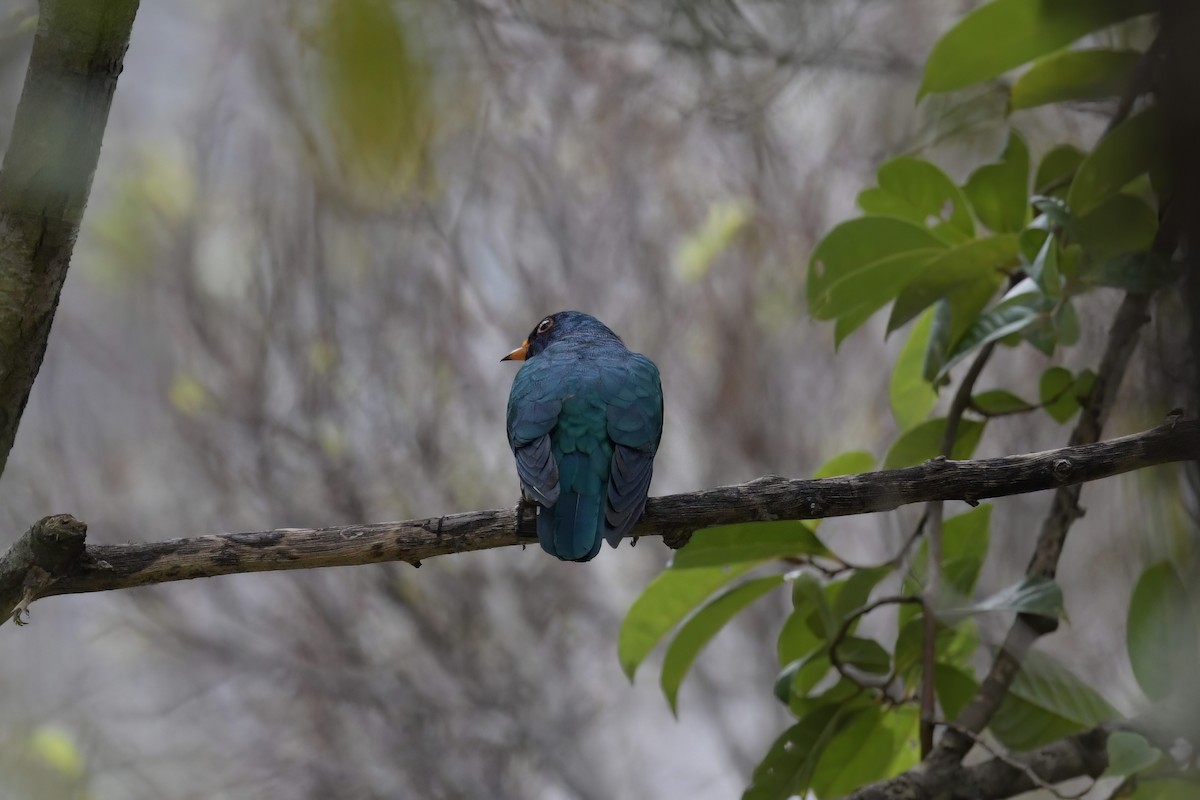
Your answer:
506;358;563;506
604;353;664;546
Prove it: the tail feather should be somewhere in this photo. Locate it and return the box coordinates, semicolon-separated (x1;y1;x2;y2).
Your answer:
537;452;605;562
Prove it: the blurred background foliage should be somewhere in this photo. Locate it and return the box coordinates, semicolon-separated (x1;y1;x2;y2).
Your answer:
0;0;1192;798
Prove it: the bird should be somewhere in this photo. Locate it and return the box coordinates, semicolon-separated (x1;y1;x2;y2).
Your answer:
502;311;664;562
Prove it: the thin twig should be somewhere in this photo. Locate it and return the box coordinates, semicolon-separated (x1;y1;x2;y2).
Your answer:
829;595;924;691
937;722;1095;800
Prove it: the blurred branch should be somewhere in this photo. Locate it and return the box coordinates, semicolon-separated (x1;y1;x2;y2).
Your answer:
0;0;140;477
2;419;1198;626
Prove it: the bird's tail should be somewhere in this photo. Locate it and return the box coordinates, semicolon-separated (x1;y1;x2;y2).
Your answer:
537;453;605;562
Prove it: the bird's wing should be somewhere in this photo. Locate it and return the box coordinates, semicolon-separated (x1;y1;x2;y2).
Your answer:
604;354;664;545
507;358;563;506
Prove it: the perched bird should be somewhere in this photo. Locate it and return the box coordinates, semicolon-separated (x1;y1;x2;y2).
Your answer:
502;311;664;562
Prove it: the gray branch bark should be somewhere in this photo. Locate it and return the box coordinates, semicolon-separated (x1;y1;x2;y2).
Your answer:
0;0;140;477
2;417;1196;626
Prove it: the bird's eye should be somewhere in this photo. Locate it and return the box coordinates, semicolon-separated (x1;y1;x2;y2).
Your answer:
536;317;554;334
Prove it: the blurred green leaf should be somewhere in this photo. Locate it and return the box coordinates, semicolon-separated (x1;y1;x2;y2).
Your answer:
836;636;892;674
891;309;940;429
947;576;1064;620
620;564;754;679
27;726;85;779
1128;779;1200;799
1035;144;1086;195
1027;231;1061;296
662;575;785;713
831;567;893;621
887;235;1017;334
857;156;974;239
964;131;1030;233
991;650;1118;750
1075;193;1157;261
676;201;751;281
1105;731;1162;778
1068;106;1165;217
778;606;824;667
1127;561;1198;702
672;522;827;569
1010;49;1140;110
883;418;986;470
320;0;434;194
919;0;1155;97
972;389;1035;415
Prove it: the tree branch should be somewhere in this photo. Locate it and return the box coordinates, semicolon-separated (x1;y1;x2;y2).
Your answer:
0;0;140;477
1;419;1196;626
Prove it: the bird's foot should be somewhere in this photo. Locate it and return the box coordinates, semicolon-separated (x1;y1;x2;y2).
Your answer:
516;496;539;540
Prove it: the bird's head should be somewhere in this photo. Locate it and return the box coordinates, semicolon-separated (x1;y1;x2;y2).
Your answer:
501;311;622;362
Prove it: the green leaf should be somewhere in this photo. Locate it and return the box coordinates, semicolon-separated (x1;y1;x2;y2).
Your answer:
935;665;980;719
972;389;1035;415
1080;252;1182;292
619;564;754;679
919;0;1156;97
991;650;1119;750
1129;780;1200;800
778;607;824;668
831;567;893;621
813;451;876;479
1027;231;1061;297
936;303;1040;380
812;249;944;325
891;309;940;429
1055;299;1080;347
964;131;1031;234
1010;48;1140;110
672;522;828;569
661;575;785;713
808;707;898;798
836;636;892;674
948;576;1064;620
857;156;975;239
1035;145;1085;195
887;235;1017;334
1040;366;1078;423
1068;106;1166;217
910;505;994;598
1075;193;1157;262
1127;560;1199;702
793;572;837;640
743;705;848;800
808;218;946;319
883;418;986;470
1105;731;1163;778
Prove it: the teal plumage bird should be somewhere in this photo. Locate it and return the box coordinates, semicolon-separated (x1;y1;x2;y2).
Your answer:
502;311;664;562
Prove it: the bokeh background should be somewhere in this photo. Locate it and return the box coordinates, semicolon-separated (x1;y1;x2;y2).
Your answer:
0;1;1189;798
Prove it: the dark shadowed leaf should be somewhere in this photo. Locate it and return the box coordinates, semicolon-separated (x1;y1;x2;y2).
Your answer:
919;0;1155;96
672;522;828;569
662;575;785;713
935;665;979;719
1068;106;1165;217
1075;193;1157;261
1127;561;1198;702
808;707;898;798
1039;366;1077;423
1080;252;1182;292
1010;49;1140;110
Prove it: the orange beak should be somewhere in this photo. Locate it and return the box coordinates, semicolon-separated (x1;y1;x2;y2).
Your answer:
501;339;529;362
